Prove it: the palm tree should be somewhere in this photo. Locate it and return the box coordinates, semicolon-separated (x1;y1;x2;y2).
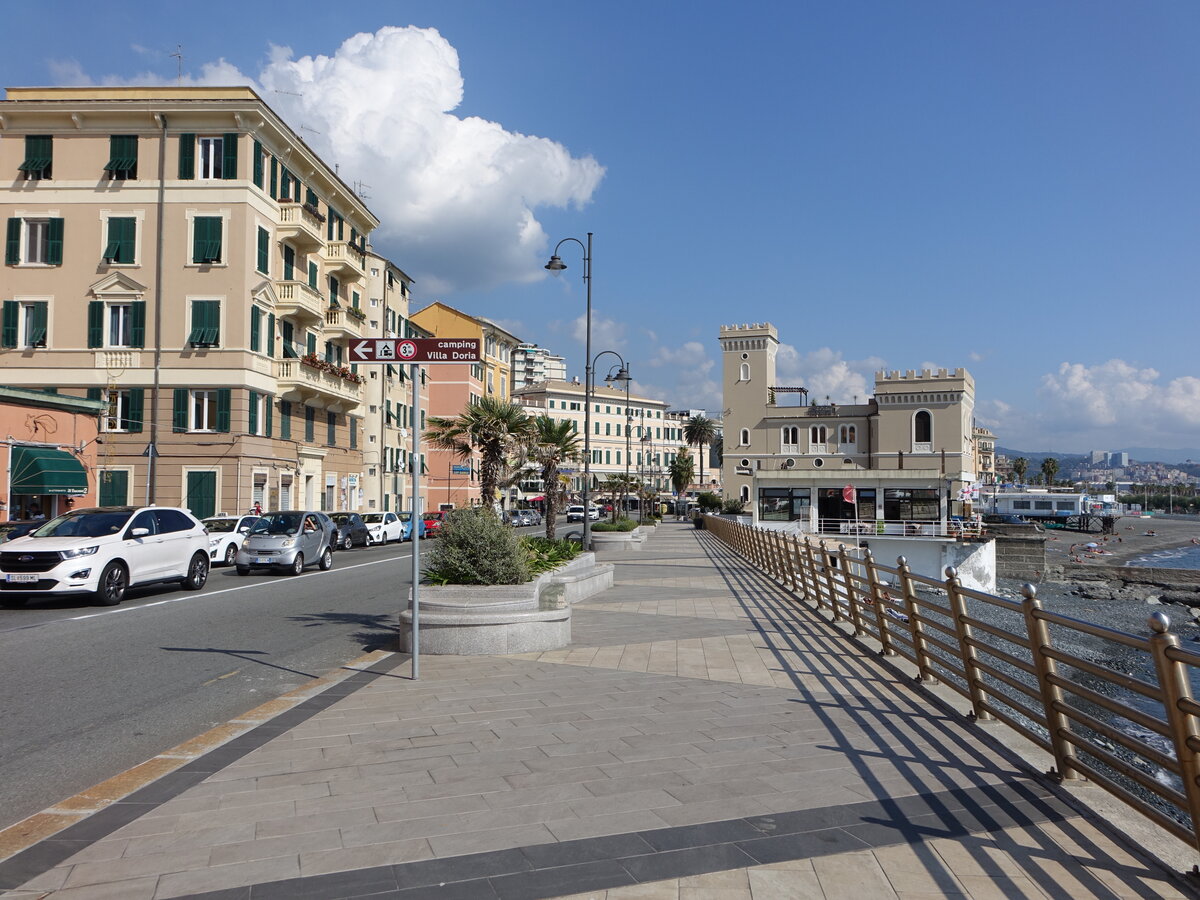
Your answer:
527;415;581;539
1041;457;1059;488
424;397;534;513
669;445;695;512
684;415;717;489
1012;457;1029;485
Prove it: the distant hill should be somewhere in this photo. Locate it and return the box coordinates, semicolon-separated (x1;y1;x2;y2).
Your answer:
996;448;1087;469
1118;447;1200;465
997;447;1200;466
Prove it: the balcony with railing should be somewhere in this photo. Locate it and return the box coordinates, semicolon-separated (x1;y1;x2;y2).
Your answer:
275;356;364;413
277;203;325;252
324;305;365;340
274;280;325;325
322;241;366;281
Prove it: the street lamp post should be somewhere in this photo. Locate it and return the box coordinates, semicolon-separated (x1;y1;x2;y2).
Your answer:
592;351;630;519
545;234;593;549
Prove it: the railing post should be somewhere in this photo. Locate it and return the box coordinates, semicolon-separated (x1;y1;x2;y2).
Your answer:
1020;583;1081;781
897;556;937;684
840;544;867;636
804;538;822;610
820;542;842;624
945;566;993;721
1147;611;1200;851
782;531;798;594
864;549;895;656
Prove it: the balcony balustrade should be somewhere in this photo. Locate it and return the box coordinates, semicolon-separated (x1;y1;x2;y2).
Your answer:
277;203;325;252
275;357;363;413
274;280;325;326
322;241;366;281
324;305;365;340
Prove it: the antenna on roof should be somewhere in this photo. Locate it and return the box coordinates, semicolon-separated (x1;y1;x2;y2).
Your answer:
169;44;184;85
354;180;372;201
273;89;303;97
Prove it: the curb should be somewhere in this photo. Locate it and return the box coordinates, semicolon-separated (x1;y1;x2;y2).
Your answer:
0;649;398;864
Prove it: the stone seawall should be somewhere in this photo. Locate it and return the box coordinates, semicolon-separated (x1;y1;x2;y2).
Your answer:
991;527;1046;580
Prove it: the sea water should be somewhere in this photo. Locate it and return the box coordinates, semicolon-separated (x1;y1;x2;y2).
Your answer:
1128;544;1200;571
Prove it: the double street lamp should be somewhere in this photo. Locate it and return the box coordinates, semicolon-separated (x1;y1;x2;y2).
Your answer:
593;352;631;517
545;234;594;549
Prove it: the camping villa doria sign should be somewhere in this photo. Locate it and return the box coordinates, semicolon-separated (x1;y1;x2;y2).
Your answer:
349;338;481;364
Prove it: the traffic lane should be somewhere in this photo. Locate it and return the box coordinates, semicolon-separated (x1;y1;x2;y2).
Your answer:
0;546;415;830
0;531;415;632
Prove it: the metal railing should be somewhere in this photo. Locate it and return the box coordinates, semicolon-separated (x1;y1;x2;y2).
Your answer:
704;514;1200;852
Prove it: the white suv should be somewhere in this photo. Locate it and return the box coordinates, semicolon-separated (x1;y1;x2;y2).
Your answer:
0;506;210;607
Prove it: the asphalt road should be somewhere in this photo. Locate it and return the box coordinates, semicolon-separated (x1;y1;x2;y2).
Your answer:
0;527;555;831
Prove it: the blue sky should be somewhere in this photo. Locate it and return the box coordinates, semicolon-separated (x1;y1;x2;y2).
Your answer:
6;1;1198;453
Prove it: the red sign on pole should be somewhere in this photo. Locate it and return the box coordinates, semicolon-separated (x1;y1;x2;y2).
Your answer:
842;483;856;505
349;338;481;363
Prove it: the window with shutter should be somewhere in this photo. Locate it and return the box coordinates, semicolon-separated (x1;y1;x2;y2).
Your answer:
130;302;146;349
24;302;48;348
257;227;269;274
222;133;238;180
192;216;222;264
188;300;220;347
103;217;136;264
280;400;291;440
5;218;19;265
266;313;275;358
104;135;138;179
178;133;196;179
308;261;317;289
252;140;264;188
1;301;18;348
46;218;64;265
19;135;52;180
248;390;259;435
250;306;261;352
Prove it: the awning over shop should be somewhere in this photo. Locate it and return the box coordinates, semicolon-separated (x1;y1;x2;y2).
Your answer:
9;446;88;496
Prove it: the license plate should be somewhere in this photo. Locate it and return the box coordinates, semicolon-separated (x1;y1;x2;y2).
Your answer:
5;573;38;583
255;557;275;565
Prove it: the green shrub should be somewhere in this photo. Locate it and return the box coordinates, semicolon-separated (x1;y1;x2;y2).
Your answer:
721;498;747;514
593;517;638;532
697;491;722;512
422;508;531;585
521;536;580;575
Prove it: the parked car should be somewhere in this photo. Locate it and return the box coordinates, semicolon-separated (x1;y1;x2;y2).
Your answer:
566;505;586;523
422;510;445;537
517;509;535;526
330;512;370;549
524;508;543;526
236;511;335;576
362;511;403;544
0;519;43;542
203;514;259;566
397;511;426;541
0;506;210;607
505;510;524;527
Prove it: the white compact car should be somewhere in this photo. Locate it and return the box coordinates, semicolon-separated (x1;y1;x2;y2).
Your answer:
362;511;403;544
0;506;210;607
203;514;260;566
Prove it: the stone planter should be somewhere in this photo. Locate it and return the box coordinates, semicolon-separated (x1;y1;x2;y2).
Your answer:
590;526;646;551
399;552;612;655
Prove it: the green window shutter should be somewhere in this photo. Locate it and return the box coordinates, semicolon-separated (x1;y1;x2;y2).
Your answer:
270;157;278;197
352;291;360;309
308;261;317;289
350;418;357;450
19;135;52;178
265;397;273;438
256;227;269;274
105;217;135;264
87;387;102;402
306;333;316;356
216;388;231;432
280;400;291;440
222;133;238;179
105;135;137;178
179;133;196;179
280;166;291;201
267;313;275;358
130;301;146;348
305;407;315;442
188;300;220;346
126;388;144;433
283;244;294;280
250;306;261;352
248;390;258;434
46;218;64;265
192;216;207;263
87;301;104;348
5;218;20;265
28;302;47;346
173;389;188;432
252;140;263;188
1;301;17;348
193;216;222;264
327;208;337;241
327;412;336;445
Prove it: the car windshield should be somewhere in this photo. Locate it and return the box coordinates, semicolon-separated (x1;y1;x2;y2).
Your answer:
31;509;133;538
362;514;384;524
204;519;238;533
249;512;303;536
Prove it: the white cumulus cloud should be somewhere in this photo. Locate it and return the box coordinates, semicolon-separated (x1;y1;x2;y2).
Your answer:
50;26;604;296
775;345;883;406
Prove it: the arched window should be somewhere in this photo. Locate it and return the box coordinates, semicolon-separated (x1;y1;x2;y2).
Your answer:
739;362;750;381
839;424;856;446
781;426;799;450
740;485;750;502
914;410;932;445
739;428;749;446
809;425;826;448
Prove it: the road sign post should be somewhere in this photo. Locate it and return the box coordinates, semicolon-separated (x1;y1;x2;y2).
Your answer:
348;338;482;680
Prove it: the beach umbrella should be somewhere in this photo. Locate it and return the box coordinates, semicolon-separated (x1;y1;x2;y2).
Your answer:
1085;542;1099;549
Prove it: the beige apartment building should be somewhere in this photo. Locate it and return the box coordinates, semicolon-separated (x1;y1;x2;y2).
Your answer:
359;251;431;514
0;85;379;518
720;322;978;529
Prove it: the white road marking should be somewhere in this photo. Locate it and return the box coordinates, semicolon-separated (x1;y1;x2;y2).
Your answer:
0;551;414;633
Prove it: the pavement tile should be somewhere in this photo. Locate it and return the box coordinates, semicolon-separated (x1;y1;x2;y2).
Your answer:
46;874;160;900
61;846;212;889
298;839;434;877
153;855;301;899
255;807;377;840
545;809;673;842
207;827;342;866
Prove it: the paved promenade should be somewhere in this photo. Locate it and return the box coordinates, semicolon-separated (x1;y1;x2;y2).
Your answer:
1;524;1196;899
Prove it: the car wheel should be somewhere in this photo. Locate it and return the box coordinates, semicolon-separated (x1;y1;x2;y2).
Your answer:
223;543;238;566
290;553;305;576
94;561;129;606
318;546;333;570
341;533;351;550
182;552;210;590
365;532;374;547
236;566;250;576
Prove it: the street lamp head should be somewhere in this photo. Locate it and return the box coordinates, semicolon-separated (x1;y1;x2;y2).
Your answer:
544;255;567;273
606;365;631;386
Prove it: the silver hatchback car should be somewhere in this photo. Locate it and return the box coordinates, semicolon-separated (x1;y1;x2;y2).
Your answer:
235;511;334;576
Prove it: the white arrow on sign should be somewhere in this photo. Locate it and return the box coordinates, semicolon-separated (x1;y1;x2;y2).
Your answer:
350;340;374;361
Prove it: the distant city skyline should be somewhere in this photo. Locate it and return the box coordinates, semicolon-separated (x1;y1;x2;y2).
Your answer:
6;2;1197;450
